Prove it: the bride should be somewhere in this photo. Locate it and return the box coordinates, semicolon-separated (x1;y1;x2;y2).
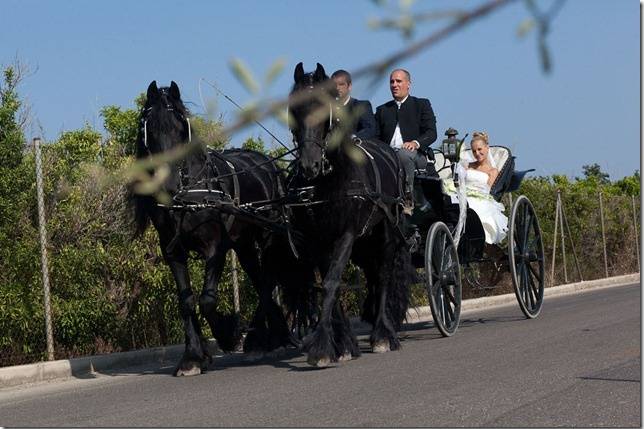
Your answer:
444;131;508;244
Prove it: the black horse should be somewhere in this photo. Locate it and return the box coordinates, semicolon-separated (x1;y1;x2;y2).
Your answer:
133;81;306;375
288;63;414;367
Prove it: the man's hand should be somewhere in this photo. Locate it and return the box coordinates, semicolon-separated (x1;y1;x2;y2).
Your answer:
402;141;419;151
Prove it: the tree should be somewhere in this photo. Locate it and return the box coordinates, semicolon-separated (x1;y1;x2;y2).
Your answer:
241;136;266;153
581;163;610;185
0;66;24;168
614;170;640;196
101;105;139;156
0;65;31;244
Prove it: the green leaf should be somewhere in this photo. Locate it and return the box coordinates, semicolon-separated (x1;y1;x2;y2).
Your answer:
400;0;416;11
516;18;535;38
229;58;260;95
265;58;285;86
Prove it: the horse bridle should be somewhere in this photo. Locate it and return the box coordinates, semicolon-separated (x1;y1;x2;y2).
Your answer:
139;94;207;198
288;86;334;177
140;92;192;152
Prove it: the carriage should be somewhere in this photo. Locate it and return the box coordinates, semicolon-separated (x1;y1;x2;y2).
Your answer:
409;128;546;337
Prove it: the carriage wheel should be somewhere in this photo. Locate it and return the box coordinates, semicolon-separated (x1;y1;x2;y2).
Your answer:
425;222;462;337
508;195;545;318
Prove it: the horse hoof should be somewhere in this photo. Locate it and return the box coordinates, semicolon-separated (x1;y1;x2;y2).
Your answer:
174;365;202;377
372;341;390;354
307;355;331;368
244;351;265;362
267;347;286;358
338;352;353;362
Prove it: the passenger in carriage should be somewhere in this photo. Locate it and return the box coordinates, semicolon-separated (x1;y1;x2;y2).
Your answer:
374;68;437;215
458;131;508;244
331;69;377;140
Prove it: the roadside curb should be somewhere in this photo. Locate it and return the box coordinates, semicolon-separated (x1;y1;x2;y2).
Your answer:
0;340;220;390
403;272;640;324
0;273;639;389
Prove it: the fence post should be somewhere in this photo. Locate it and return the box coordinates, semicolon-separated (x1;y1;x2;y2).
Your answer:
560;194;583;282
599;192;609;277
550;190;560;285
231;252;240;314
34;138;55;361
559;195;568;284
632;195;640;272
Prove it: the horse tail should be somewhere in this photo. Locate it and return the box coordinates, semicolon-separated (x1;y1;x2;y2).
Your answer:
130;119;153;237
131;192;152;237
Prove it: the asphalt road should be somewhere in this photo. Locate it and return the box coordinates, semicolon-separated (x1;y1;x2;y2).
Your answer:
0;283;640;427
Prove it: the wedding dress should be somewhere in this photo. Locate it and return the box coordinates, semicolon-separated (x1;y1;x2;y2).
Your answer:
443;168;508;244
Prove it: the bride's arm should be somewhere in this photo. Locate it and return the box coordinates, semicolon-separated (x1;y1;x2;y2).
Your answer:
487;168;499;187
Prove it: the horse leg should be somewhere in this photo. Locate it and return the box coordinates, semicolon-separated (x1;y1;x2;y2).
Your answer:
332;301;360;362
291;271;319;342
370;275;397;353
359;257;379;327
167;257;208;376
370;239;411;353
235;241;294;355
199;249;242;354
305;231;355;367
263;236;317;343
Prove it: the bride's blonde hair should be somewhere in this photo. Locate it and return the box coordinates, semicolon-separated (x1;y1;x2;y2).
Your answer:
471;131;489;146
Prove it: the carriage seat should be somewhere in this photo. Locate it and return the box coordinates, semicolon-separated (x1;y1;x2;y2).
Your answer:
432;150;453;181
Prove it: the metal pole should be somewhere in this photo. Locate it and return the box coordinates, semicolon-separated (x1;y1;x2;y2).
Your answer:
34;138;55;361
599;192;609;277
560;195;568;284
550;190;560;286
632;195;640;272
231;252;240;314
560;198;583;282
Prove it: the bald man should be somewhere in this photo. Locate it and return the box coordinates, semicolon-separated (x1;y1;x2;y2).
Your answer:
375;69;437;214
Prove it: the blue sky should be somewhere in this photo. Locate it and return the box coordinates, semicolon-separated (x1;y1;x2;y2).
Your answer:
1;0;639;179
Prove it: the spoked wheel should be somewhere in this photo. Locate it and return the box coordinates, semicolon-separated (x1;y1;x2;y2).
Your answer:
508;195;545;318
425;221;462;337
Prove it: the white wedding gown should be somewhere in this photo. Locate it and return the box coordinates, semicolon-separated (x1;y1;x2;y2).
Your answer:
443;168;508;244
463;169;508;244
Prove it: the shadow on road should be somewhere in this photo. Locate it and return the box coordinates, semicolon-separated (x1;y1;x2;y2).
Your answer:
89;314;528;379
401;314;525;333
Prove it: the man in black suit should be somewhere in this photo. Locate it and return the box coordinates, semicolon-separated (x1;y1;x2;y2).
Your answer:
331;70;376;140
375;69;437;214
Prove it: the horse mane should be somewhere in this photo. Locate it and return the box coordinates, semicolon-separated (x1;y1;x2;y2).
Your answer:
289;63;337;100
135;86;191;160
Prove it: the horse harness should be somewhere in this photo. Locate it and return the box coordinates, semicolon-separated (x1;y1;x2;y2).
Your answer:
288;138;404;239
174;150;242;232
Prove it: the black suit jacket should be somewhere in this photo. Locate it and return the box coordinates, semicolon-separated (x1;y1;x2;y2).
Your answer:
336;98;377;140
374;96;437;153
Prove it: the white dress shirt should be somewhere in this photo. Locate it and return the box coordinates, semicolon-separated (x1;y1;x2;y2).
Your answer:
389;96;420;150
389;96;407;149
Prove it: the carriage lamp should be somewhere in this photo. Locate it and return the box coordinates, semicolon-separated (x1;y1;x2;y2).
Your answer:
441;127;461;162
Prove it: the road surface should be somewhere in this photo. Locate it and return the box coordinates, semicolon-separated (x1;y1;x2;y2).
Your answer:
0;283;639;427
